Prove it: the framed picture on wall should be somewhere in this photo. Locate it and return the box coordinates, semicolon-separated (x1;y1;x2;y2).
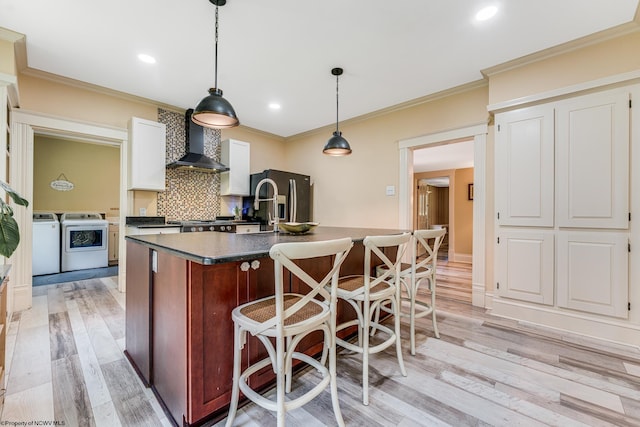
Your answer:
468;183;474;201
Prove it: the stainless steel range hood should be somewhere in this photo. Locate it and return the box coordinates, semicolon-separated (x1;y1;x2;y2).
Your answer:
166;109;229;173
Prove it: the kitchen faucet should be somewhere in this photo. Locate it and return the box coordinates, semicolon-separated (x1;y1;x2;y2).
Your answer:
253;178;279;232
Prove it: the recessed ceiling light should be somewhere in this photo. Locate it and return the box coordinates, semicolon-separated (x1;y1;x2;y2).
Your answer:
137;53;156;64
475;5;498;21
268;103;281;110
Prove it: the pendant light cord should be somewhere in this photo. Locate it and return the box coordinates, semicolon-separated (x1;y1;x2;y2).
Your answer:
214;4;219;89
335;73;340;133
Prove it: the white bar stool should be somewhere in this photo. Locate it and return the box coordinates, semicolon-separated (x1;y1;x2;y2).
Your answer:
375;228;447;355
333;232;410;406
225;237;353;427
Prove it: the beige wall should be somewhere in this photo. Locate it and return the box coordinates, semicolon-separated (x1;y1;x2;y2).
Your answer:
286;85;489;228
221;127;287;175
0;39;16;75
34;136;120;215
454;167;474;255
18;74;157;127
488;31;640;105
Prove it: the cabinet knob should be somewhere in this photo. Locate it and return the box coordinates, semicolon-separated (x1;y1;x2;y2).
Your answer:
251;260;260;270
240;262;250;272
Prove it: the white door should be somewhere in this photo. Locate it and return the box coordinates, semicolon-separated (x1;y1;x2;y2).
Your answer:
495;104;555;227
556;89;630;229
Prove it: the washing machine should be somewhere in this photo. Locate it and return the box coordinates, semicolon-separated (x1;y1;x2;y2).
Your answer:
60;212;109;272
32;212;61;276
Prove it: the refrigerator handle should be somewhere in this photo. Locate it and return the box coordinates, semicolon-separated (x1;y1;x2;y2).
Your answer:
289;178;297;223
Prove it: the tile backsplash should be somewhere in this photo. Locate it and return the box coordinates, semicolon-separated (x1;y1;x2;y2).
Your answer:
156;108;222;220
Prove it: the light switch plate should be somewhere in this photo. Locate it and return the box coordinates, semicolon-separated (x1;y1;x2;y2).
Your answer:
386;185;395;196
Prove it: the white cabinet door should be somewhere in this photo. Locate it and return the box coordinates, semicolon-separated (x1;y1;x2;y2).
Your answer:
496;230;555;305
220;139;250;196
495;104;555;227
556;89;630;229
557;231;628;318
128;117;167;191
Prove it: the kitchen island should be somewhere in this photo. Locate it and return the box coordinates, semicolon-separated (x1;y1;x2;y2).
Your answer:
124;226;406;426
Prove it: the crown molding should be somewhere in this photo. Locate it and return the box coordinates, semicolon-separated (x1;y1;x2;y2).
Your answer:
287;79;488;141
481;21;640;78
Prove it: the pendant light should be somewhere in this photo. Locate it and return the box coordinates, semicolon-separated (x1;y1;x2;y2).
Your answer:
323;67;352;156
192;0;240;129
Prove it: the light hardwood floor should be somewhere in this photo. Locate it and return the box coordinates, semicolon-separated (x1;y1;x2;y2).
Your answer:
2;276;640;426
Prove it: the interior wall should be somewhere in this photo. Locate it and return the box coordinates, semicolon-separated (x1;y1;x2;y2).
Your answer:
33;135;120;215
454;167;474;256
17;73;288;217
487;31;640;105
17;73;158;127
0;38;16;75
286;84;489;228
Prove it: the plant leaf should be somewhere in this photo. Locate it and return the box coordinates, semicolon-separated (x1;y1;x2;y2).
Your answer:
0;212;20;258
0;180;29;207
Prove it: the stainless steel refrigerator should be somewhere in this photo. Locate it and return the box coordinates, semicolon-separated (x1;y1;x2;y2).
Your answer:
246;169;311;224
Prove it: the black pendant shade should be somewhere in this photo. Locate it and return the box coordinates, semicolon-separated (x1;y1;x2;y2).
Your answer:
192;88;239;129
323;67;352;156
192;0;240;129
323;131;352;156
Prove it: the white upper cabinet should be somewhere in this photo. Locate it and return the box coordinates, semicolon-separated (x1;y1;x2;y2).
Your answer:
128;117;167;191
556;89;630;229
495;104;555;227
220;139;250;196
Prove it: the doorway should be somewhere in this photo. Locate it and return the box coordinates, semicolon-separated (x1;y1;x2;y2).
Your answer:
413;144;473;304
10;110;129;313
399;123;489;308
31;135;121;286
416;176;450;259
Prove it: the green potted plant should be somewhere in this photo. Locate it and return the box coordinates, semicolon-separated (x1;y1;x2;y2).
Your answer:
0;180;29;258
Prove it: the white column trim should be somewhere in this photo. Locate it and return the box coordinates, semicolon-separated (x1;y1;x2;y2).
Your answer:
472;132;487;307
399;123;489;307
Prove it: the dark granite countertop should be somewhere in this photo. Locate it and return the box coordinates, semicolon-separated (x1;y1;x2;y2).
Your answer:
125;226;409;265
126;224;183;229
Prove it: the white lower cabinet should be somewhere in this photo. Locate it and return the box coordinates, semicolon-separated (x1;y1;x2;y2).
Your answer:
557;231;629;319
496;230;555;306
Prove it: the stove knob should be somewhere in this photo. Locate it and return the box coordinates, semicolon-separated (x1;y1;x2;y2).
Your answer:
189;226;196;232
209;226;214;231
198;226;203;232
225;225;230;231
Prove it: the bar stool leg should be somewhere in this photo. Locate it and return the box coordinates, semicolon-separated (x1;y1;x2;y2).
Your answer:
431;277;440;339
276;336;286;427
225;323;243;427
393;295;407;376
410;283;417;356
362;298;371;406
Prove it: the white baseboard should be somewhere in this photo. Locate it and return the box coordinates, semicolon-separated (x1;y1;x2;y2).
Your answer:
453;253;473;263
491;297;640;349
